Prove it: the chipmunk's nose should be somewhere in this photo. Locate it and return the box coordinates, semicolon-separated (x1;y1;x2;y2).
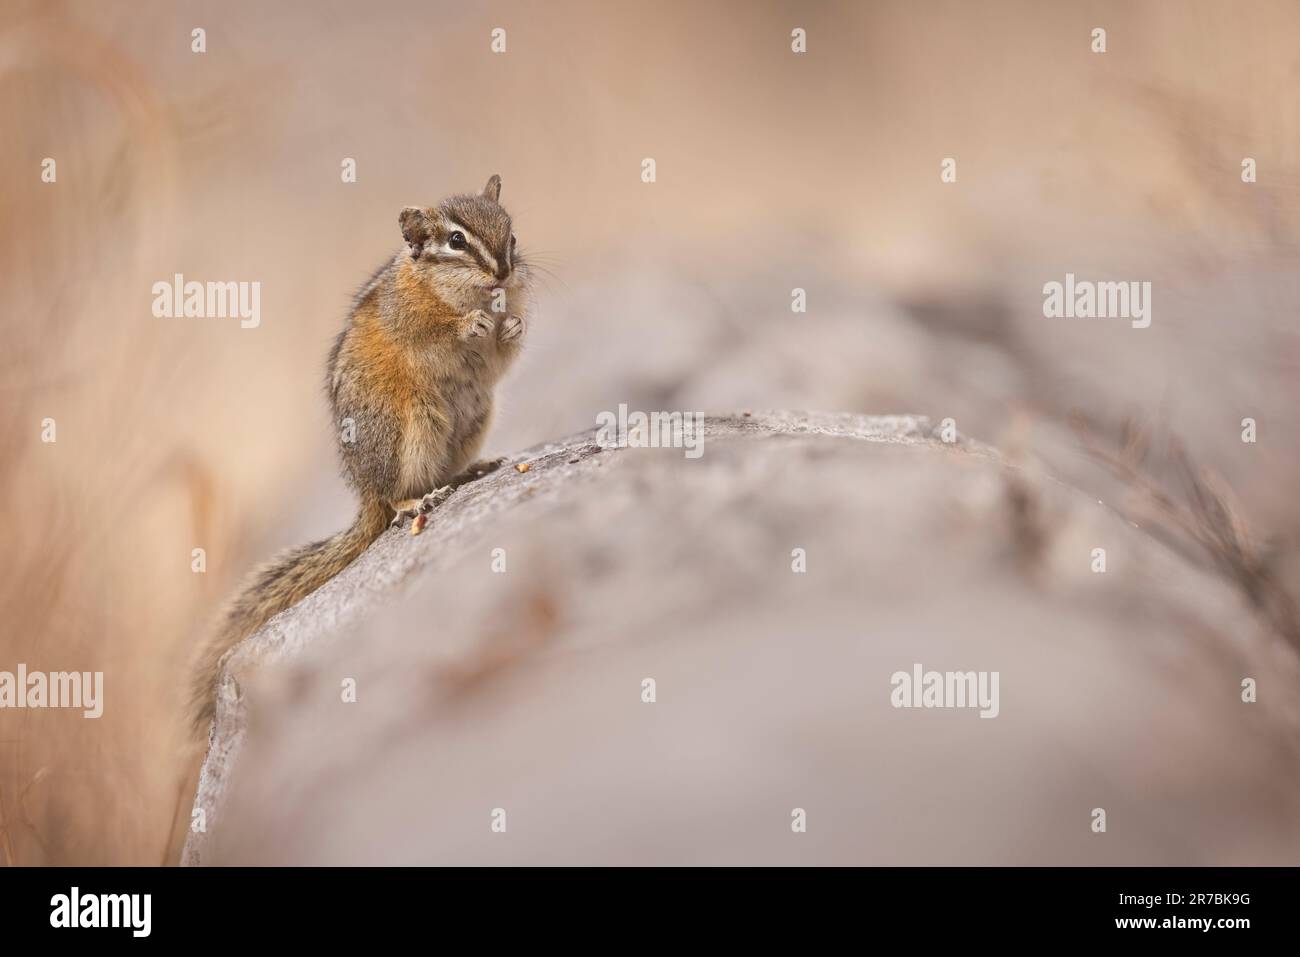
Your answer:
495;263;511;282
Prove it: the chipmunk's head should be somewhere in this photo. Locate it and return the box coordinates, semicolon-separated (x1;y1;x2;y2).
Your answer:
399;175;525;311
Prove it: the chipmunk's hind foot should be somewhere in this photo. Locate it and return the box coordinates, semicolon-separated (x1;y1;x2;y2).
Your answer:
452;457;506;486
390;484;456;533
389;460;504;534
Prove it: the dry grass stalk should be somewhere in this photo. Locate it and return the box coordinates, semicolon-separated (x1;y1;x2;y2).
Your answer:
1072;413;1300;652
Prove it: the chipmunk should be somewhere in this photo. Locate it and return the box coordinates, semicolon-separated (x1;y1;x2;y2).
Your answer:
188;174;530;732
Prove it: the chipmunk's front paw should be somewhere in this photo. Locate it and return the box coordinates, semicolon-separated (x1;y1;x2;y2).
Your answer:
498;313;526;343
461;310;495;341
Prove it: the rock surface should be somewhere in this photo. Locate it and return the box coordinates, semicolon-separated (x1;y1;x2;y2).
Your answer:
183;412;1300;866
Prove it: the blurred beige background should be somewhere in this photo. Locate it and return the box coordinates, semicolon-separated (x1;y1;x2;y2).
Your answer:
1;0;1298;864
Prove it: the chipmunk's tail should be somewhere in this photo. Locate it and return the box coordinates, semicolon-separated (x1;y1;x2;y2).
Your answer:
188;497;391;736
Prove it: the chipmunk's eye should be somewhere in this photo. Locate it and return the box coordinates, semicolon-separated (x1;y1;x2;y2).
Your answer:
448;231;467;251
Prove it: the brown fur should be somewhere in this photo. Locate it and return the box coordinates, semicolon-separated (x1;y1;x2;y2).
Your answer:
188;175;530;733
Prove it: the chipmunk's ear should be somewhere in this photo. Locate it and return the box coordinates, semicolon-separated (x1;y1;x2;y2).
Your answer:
399;207;432;257
482;174;502;203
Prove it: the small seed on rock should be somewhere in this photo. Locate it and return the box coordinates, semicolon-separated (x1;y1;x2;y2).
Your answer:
411;513;427;535
515;462;531;473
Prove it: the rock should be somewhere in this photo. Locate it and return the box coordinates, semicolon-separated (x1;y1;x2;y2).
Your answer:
183;412;1300;865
